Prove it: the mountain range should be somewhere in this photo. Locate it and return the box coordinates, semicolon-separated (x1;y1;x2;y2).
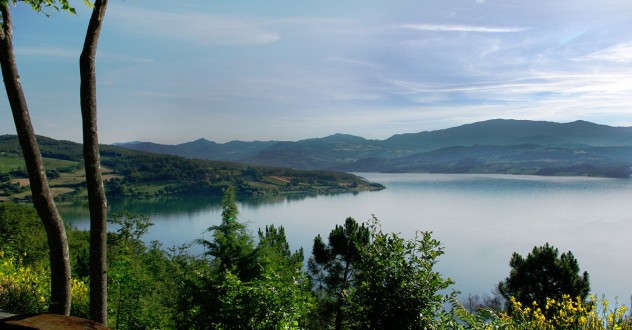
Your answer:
116;119;632;177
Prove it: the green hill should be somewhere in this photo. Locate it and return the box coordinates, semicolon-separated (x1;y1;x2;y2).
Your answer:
114;119;632;178
0;135;383;202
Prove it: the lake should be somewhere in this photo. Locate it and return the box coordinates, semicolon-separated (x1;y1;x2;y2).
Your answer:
60;173;632;302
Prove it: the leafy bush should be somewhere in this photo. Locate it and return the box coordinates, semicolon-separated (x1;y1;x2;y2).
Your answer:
344;216;457;329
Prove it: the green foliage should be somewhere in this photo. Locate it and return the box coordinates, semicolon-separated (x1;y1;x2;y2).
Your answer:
0;0;92;16
196;265;314;330
344;216;456;329
106;212;175;329
0;203;48;264
2;201;313;328
175;188;314;329
256;224;304;271
166;244;211;328
0;251;48;314
307;217;370;329
197;186;257;280
498;243;591;315
0;250;90;317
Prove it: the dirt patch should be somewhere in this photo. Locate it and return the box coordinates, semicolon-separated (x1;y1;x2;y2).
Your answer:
10;178;30;187
50;187;74;197
0;313;109;330
268;176;291;184
102;174;122;182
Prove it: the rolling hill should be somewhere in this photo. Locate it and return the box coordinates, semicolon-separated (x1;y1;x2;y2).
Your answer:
116;119;632;178
0;135;383;202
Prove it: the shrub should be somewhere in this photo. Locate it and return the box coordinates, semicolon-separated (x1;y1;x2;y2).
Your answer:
0;250;48;314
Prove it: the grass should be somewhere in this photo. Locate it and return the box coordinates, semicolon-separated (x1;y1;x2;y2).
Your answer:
0;156;78;175
247;181;280;189
132;182;171;194
0;156;25;173
1;159;91;199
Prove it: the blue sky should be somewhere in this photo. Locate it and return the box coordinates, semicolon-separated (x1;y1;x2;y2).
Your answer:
1;0;632;144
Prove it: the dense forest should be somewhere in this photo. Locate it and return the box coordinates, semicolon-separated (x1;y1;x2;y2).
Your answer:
0;135;383;202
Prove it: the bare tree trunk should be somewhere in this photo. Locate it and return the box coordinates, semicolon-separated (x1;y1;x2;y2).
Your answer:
80;0;109;325
0;3;71;315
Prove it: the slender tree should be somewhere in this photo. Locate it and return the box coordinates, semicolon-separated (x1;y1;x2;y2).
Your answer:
0;0;74;315
80;0;109;324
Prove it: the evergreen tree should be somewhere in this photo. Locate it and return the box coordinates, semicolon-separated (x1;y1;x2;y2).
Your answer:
498;243;590;314
256;224;303;271
188;187;313;329
198;186;256;280
307;217;370;330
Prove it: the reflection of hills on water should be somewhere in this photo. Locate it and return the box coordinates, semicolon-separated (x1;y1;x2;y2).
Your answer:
59;191;361;222
59;196;225;222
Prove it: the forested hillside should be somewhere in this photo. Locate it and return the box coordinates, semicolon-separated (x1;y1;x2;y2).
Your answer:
0;135;383;202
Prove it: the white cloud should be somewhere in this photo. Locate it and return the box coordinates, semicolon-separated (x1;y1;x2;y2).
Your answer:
578;42;632;63
323;56;382;70
399;23;527;33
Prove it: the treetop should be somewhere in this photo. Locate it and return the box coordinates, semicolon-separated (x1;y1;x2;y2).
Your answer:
1;0;94;15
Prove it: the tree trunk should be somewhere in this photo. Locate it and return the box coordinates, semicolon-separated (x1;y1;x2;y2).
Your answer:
80;0;109;325
0;3;71;315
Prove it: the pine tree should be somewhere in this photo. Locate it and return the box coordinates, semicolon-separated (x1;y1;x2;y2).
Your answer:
498;243;590;314
307;217;370;330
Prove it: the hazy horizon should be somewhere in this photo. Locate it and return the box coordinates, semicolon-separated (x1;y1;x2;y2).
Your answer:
107;118;630;145
2;1;632;144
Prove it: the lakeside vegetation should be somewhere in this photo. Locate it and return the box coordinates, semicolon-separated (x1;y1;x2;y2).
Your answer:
1;192;630;329
0;135;383;202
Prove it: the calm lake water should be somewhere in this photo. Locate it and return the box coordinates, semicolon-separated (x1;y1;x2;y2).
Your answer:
60;173;632;301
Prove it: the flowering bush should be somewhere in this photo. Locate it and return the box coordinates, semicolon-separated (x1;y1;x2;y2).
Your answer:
0;250;48;314
70;278;90;318
0;250;90;317
457;294;632;330
498;294;631;330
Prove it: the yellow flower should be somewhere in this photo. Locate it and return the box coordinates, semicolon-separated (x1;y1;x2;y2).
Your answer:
39;296;45;303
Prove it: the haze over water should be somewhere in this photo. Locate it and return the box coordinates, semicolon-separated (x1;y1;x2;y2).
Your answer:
62;173;632;301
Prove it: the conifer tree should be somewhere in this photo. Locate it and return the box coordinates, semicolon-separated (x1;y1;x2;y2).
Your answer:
498;243;590;314
307;217;370;330
198;186;256;280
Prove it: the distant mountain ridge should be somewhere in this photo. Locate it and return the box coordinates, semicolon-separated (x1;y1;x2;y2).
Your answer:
116;119;632;177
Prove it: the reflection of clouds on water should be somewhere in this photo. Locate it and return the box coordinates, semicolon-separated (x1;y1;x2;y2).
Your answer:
59;173;632;303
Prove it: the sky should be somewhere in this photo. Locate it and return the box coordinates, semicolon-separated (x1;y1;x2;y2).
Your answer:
2;0;632;144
